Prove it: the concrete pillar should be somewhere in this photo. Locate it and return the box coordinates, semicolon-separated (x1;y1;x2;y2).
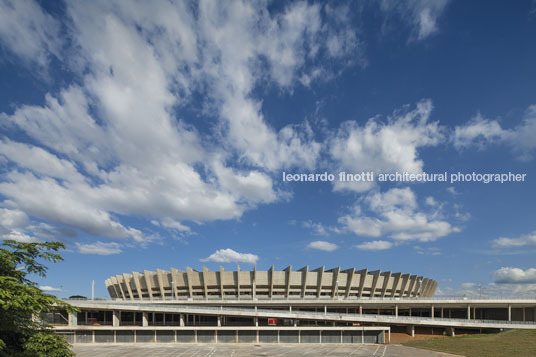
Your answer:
92;330;95;344
508;305;512;321
395;305;398;317
113;311;120;327
324;305;327;315
447;327;455;337
256;330;259;344
217;315;221;327
142;312;148;327
407;325;415;337
431;305;434;319
289;305;292;312
523;307;526;322
179;314;184;327
359;305;363;315
467;305;471;320
255;317;258;327
409;307;412;317
377;308;380;315
473;307;476;320
68;312;77;327
441;307;444;319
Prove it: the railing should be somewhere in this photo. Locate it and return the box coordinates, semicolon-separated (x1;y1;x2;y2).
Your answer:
64;296;536;303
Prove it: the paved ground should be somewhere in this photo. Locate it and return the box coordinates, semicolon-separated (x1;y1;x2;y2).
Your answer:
73;344;459;356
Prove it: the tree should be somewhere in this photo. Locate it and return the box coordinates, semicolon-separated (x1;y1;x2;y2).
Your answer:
0;240;76;357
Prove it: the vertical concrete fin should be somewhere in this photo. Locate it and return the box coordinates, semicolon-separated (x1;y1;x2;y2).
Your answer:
186;267;194;298
132;271;143;301
344;268;355;297
122;273;134;301
143;270;154;301
116;275;127;299
300;266;309;297
202;266;209;298
331;267;341;298
357;269;368;298
252;265;257;298
316;266;325;297
398;274;410;298
285;265;292;297
390;273;402;297
380;271;391;297
406;275;417;297
156;269;167;300
219;266;225;298
269;265;274;298
170;268;180;299
369;270;381;298
236;265;241;298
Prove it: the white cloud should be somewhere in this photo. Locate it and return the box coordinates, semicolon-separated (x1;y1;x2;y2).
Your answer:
307;240;338;252
0;0;62;70
494;267;536;284
39;285;63;292
425;196;437;206
453;106;536;160
76;241;122;255
438;281;536;298
379;0;450;41
330;100;443;192
200;248;258;264
339;187;456;242
492;231;536;249
0;1;361;249
355;240;393;251
302;221;331;236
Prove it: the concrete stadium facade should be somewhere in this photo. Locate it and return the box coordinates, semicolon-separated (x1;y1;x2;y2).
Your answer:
105;266;438;300
50;266;536;345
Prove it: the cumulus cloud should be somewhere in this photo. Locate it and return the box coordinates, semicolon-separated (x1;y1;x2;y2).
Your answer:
330;100;443;192
453;106;536;160
201;248;258;264
339;187;457;242
0;1;362;249
307;240;338;252
39;285;63;292
75;241;122;255
355;240;393;251
492;231;536;249
438;281;536;298
379;0;450;41
494;267;536;284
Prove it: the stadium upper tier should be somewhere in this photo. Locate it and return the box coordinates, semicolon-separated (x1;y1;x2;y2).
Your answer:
105;266;437;300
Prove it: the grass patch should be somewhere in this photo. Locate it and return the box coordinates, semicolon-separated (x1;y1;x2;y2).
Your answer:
402;329;536;357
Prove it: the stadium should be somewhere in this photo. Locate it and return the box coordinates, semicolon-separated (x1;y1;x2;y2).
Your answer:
50;266;536;345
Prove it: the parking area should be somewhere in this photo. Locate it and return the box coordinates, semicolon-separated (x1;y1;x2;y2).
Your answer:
73;344;457;356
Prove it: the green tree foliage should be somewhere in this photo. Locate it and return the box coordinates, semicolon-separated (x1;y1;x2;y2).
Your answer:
0;240;76;357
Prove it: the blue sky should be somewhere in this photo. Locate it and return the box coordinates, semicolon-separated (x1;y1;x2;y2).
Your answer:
0;0;535;299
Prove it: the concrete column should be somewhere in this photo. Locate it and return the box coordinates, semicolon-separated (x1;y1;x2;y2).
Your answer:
289;305;292;312
409;308;412;317
523;307;526;322
377;308;380;315
142;312;148;327
256;330;259;343
395;305;398;317
359;305;363;315
447;327;455;337
179;314;184;327
92;330;95;344
407;325;415;337
441;307;444;319
473;307;476;320
113;311;120;327
431;305;434;319
255;317;258;327
68;312;77;327
508;305;512;321
217;315;221;327
467;305;471;320
324;305;327;315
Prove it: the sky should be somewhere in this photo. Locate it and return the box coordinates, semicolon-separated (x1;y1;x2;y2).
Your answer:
0;0;535;299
